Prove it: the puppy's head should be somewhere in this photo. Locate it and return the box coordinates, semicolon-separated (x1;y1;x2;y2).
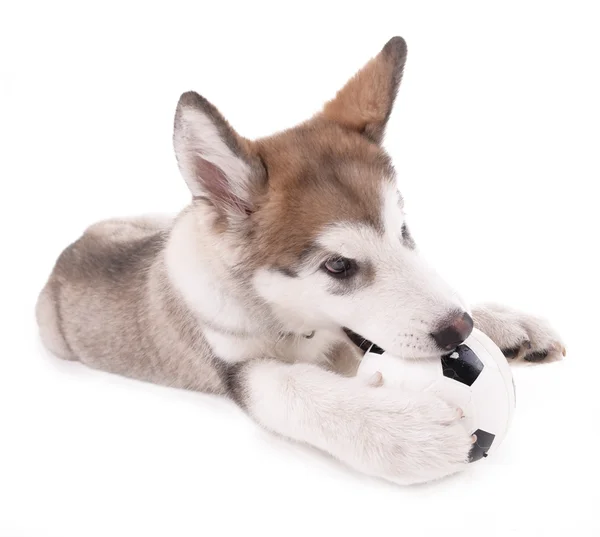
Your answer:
173;37;472;358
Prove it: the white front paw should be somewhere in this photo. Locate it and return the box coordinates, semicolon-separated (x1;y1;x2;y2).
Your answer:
347;383;474;485
473;303;566;362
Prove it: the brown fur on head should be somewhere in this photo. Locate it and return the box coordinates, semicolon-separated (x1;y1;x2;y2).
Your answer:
251;120;395;272
173;37;407;265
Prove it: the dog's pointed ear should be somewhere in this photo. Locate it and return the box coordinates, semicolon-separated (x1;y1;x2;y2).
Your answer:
322;37;407;144
173;91;266;217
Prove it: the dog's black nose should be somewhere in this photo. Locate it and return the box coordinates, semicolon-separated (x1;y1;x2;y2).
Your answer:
431;311;474;351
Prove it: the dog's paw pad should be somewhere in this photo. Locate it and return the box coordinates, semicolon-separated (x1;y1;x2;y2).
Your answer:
524;350;549;362
502;338;564;363
501;346;522;359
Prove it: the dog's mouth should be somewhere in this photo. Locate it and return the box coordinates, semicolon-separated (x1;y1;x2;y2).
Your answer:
343;328;455;359
343;328;385;355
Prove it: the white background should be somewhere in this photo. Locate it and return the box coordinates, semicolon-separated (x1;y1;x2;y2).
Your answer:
1;1;599;536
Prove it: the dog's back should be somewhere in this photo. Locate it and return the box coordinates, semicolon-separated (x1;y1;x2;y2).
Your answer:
36;217;225;393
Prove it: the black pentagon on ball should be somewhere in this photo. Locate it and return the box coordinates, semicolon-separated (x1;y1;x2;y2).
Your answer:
440;344;484;386
367;343;385;355
468;429;496;462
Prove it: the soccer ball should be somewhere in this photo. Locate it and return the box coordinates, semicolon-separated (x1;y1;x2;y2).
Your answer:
357;327;516;462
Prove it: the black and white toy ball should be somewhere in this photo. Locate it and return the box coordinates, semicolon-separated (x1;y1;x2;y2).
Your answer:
357;328;516;462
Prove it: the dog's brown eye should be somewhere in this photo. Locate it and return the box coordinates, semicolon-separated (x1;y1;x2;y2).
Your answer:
323;257;356;279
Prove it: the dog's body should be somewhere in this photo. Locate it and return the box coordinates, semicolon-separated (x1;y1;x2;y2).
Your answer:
37;37;564;485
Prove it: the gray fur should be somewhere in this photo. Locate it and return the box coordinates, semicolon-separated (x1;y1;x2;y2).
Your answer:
37;216;226;394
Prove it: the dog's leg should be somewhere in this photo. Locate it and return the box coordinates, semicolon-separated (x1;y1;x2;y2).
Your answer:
472;303;566;362
227;360;474;485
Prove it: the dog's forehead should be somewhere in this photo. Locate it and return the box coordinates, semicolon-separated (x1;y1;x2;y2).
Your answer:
251;121;397;266
258;119;392;170
259;121;394;211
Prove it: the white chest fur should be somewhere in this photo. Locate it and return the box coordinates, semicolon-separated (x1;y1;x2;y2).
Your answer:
165;212;340;365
